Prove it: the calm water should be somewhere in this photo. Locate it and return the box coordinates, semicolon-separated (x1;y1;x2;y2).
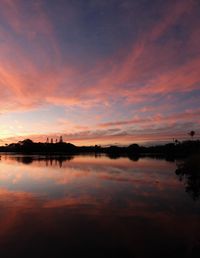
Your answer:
0;154;199;258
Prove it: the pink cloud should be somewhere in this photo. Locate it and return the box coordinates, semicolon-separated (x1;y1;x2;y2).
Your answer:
0;0;198;112
0;0;199;144
98;109;200;128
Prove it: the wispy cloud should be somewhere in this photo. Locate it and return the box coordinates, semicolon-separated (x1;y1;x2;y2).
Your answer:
0;0;199;144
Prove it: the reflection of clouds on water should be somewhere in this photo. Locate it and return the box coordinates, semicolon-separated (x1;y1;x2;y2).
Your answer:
0;154;193;217
0;184;200;258
0;155;177;193
0;155;200;257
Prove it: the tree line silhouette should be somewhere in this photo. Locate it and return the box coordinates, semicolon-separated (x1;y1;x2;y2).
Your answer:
0;137;199;158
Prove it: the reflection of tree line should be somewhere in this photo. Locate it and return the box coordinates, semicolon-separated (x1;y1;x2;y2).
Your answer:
12;156;74;168
14;153;200;201
1;137;200;200
176;154;200;201
7;153;176;167
44;156;74;167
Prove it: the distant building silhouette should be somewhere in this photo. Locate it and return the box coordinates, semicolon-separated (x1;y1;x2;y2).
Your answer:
46;137;49;143
51;138;53;144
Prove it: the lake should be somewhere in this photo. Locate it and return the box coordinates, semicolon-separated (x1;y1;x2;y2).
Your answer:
0;154;199;257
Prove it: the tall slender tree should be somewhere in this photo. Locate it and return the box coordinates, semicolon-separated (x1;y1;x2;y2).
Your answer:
188;131;195;140
59;136;63;143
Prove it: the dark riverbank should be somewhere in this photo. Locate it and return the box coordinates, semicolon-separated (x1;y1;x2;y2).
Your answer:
0;139;200;159
176;153;200;200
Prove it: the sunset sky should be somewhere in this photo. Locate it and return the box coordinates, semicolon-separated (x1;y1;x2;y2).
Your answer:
0;0;199;146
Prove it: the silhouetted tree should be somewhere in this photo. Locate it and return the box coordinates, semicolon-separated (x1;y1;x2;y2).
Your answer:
188;131;195;140
174;139;179;145
19;139;34;145
59;136;63;143
128;143;140;153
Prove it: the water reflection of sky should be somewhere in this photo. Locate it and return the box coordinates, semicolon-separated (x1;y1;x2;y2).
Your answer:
0;154;200;257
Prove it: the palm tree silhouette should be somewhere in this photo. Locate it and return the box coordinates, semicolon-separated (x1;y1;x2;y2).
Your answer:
188;131;195;140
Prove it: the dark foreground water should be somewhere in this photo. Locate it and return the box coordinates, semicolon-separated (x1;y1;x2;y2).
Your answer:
0;154;199;258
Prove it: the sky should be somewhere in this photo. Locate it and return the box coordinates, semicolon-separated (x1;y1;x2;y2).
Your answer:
0;0;200;146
